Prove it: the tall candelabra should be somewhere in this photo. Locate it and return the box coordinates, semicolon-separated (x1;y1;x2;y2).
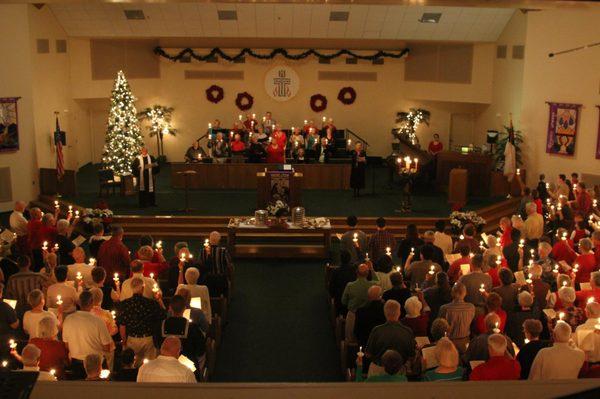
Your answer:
394;156;419;213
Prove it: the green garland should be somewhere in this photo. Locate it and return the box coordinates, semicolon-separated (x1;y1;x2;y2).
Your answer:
154;47;410;62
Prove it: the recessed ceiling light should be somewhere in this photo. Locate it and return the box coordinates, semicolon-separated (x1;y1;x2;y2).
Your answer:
330;11;349;22
419;13;441;23
124;10;145;20
218;10;237;21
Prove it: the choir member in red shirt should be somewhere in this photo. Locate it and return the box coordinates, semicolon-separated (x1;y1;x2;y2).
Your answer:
230;133;247;155
573;238;598;285
428;133;444;155
575;270;600;308
498;217;512;248
551;228;577;264
242;113;257;132
27;208;45;267
266;140;285;164
574;182;592;216
470;334;521;381
272;126;287;148
136;245;168;278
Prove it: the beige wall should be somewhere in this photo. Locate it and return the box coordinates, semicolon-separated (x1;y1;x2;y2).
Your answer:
0;4;37;212
68;40;495;163
520;9;600;182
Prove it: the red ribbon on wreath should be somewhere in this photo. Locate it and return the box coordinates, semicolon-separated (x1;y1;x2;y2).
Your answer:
337;87;356;105
235;92;254;111
310;94;327;113
206;85;224;104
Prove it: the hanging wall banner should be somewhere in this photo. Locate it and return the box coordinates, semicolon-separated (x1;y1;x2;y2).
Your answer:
264;66;299;102
0;97;20;153
545;102;581;156
596;106;600;159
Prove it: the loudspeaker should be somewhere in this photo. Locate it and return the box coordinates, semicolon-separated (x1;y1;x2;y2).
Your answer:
486;130;499;144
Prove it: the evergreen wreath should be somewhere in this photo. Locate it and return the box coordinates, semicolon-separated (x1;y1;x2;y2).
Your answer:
206;85;224;104
310;94;327;113
235;92;254;111
337;87;356;105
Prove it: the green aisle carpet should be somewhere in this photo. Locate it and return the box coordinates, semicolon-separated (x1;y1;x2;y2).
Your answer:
212;259;342;382
63;163;504;217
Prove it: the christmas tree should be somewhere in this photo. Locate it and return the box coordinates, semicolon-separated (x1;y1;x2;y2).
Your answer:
102;70;144;176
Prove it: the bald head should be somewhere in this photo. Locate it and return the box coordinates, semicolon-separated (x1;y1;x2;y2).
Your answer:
72;247;86;263
14;201;26;212
357;264;369;278
160;336;182;358
368;285;382;301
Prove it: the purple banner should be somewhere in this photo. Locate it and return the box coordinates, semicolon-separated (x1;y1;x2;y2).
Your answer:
545;102;581;157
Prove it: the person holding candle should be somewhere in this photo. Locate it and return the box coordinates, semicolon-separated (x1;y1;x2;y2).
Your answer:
54;219;76;266
175;267;212;324
354;286;386;351
40;252;58;286
575;271;600;309
328;251;357;316
469;333;520;381
572;238;597;287
9;200;29;257
528;321;585;380
342;264;379;342
207;132;230;163
230;133;247;159
350;142;367;198
438;282;475;353
246;135;267;163
465;313;516;363
120;261;161;301
89;288;118;370
184;140;206;163
26;208;45;271
137;245;168;279
97;225;131;280
12;344;57;381
199;231;233;299
400;294;430;337
382;273;412;318
27;316;69;379
458;254;492;313
265;136;285;164
404;245;442;290
116;277;166;367
23;290;59;339
474;293;507;334
66;248;94;289
261;112;275;136
355;349;407;383
89;267;119;311
550;286;585;331
340;216;368;265
313;137;333;164
367;218;397;265
5;255;49;319
46;266;78;314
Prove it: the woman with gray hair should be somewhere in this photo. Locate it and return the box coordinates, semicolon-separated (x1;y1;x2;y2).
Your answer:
423;337;464;381
552;286;585;331
28;316;69;379
176;267;212;324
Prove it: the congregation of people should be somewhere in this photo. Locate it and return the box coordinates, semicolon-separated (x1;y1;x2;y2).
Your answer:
327;172;600;382
1;201;233;382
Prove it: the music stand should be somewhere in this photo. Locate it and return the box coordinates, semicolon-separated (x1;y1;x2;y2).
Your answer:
177;170;197;213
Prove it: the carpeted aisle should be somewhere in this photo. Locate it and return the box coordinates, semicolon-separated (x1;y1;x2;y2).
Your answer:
213;259;342;382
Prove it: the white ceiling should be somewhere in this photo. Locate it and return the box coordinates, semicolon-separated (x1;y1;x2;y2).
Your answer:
49;3;515;42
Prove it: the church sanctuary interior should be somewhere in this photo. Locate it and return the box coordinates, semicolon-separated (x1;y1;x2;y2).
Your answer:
1;0;600;397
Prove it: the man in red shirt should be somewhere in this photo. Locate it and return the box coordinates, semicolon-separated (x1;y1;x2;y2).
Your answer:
574;182;592;216
97;225;131;279
230;133;246;155
447;246;471;284
470;334;520;381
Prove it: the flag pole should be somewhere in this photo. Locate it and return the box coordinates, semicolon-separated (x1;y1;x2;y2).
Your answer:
54;111;62;200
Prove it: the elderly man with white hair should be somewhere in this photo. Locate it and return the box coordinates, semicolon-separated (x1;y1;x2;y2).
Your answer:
117;277;166;367
364;299;417;377
574;301;600;363
84;353;104;381
523;202;544;247
9;200;29;254
121;260;161;300
137;336;196;383
529;320;585;380
176;267;212;324
67;247;94;288
470;334;520;380
16;344;56;381
200;231;233;298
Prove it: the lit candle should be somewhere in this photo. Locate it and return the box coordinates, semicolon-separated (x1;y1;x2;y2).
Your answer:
396;266;401;272
89;258;96;266
143;358;149;365
156;240;162;249
208;123;212;129
347;139;351;146
518;239;524;249
553;264;559;274
238;114;242;121
68;205;73;213
150;273;155;280
593;199;598;208
396;157;401;164
562;280;568;287
75;210;80;217
54;243;59;251
469;252;474;258
516;169;520;176
496;255;502;266
365;252;369;260
188;254;194;259
561;232;567;241
546;198;551;205
325;138;329;145
493;321;500;334
230;131;234;138
428;265;435;275
558;312;565;320
252;113;256;119
100;369;110;379
385;247;391;256
526;273;532;284
56;295;63;305
262;116;266;122
414;158;419;171
76;271;82;281
479;283;485;293
9;339;16;349
111;310;116;320
295;141;298;148
180;254;186;262
587;297;595;304
410;247;415;254
54;200;59;209
1;361;7;367
113;273;119;283
42;241;48;251
304;119;308;125
204;238;210;248
524;338;530;344
322;116;326;122
50;369;56;376
459;235;465;240
152;283;159;293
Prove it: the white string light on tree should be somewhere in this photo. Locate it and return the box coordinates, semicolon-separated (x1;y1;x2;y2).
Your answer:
138;105;177;160
393;108;430;146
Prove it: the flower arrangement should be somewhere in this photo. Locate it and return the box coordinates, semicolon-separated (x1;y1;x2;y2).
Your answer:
449;211;486;232
266;200;289;217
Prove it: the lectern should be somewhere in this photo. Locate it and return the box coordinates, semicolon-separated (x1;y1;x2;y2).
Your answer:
257;169;303;209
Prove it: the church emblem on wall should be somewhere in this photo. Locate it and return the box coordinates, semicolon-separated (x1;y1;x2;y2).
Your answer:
264;66;300;102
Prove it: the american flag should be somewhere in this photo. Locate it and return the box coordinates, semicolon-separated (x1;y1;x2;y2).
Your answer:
55;116;64;181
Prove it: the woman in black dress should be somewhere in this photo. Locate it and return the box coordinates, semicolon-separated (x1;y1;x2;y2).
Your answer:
350;142;367;197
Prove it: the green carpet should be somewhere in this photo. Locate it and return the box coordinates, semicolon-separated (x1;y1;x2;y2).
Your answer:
212;259;342;382
63;163;504;217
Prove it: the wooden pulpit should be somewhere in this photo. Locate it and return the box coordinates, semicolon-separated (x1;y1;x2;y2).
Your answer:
257;169;303;209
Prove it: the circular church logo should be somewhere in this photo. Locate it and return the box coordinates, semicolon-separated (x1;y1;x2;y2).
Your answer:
264;66;300;102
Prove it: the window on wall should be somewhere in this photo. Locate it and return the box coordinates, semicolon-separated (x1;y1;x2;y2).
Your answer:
405;43;473;84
